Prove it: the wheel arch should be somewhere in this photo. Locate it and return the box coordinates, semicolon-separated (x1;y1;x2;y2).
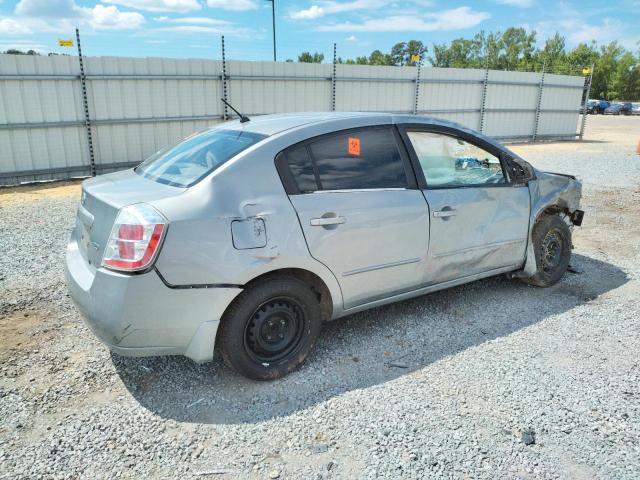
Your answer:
218;266;336;328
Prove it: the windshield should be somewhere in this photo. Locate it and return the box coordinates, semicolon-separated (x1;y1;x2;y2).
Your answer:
136;129;267;187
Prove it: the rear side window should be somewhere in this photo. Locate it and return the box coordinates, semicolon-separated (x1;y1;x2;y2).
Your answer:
285;145;317;193
311;128;407;190
136;129;267;188
282;127;408;192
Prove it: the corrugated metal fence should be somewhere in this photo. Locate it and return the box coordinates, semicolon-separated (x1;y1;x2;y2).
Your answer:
0;53;587;186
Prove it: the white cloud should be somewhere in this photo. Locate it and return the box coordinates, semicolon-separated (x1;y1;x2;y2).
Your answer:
207;0;258;11
317;7;490;32
568;19;621;45
290;0;389;19
346;34;357;41
103;0;201;13
153;15;231;25
153;25;226;32
535;17;626;46
146;23;253;37
290;5;324;19
0;17;32;34
494;0;533;7
10;0;145;32
15;0;77;17
0;41;48;52
88;4;145;29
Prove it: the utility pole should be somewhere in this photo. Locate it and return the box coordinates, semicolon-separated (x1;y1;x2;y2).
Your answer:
266;0;276;61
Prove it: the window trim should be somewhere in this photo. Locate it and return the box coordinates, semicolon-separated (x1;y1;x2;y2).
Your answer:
275;125;418;195
396;124;515;190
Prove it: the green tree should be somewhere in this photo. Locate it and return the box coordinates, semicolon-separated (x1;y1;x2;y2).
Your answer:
592;42;625;99
368;49;393;65
390;40;427;66
611;51;640;100
296;33;640;100
298;51;324;63
498;27;537;70
3;49;40;55
538;32;567;73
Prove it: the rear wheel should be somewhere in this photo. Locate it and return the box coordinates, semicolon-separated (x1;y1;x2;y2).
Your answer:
522;214;572;287
216;276;322;380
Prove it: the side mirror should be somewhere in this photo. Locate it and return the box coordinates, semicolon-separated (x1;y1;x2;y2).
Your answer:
503;156;535;184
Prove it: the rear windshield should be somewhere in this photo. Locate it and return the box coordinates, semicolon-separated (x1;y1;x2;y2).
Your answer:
135;129;267;187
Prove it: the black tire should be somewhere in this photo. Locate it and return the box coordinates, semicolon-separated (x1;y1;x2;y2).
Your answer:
522;214;572;287
216;276;322;380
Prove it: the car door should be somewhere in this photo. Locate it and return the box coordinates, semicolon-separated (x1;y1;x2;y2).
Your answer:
399;126;530;285
276;126;430;309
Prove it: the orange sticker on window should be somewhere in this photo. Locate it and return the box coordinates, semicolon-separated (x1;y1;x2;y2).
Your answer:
348;137;360;156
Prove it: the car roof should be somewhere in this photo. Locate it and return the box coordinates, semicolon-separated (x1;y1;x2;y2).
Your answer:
215;111;484;136
217;112;389;136
214;111;511;157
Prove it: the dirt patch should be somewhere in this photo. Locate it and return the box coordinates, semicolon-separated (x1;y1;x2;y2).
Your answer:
0;180;82;205
0;311;51;360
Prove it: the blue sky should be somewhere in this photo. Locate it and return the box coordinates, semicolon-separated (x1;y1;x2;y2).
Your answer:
0;0;638;61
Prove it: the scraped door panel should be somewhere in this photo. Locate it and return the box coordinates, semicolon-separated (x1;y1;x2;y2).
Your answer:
424;186;530;284
290;190;430;309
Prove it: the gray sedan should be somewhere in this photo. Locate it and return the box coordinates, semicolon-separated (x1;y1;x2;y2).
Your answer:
65;112;584;380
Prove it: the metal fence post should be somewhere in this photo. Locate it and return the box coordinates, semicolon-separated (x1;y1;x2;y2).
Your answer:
75;28;96;176
532;61;546;141
579;64;594;140
413;57;422;115
479;67;489;133
331;43;337;112
221;35;228;120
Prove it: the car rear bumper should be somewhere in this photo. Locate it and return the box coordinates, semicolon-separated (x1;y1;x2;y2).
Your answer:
64;238;242;363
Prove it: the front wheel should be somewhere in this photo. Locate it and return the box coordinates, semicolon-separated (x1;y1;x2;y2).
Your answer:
521;214;572;287
216;276;322;380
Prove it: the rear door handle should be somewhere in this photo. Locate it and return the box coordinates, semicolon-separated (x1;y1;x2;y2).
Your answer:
310;216;346;226
433;209;457;218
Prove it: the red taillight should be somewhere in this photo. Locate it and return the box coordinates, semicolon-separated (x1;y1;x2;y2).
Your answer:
119;224;144;241
102;204;167;272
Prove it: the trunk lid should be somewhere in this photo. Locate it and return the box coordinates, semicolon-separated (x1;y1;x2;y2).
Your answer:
75;169;184;267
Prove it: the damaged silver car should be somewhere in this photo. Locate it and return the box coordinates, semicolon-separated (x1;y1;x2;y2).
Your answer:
65;112;584;380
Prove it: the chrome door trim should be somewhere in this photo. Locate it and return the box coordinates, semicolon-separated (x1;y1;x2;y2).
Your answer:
342;257;421;277
431;238;527;259
306;188;410;194
336;264;520;317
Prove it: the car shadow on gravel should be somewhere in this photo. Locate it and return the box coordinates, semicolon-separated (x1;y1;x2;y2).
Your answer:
112;253;628;425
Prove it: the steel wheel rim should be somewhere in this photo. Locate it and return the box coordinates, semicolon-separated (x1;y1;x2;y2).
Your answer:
541;229;563;273
244;297;306;364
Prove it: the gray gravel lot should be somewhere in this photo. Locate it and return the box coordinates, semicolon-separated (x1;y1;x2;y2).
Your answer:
1;115;639;479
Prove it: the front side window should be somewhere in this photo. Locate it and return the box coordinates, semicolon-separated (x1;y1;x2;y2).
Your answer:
136;129;267;188
406;131;506;188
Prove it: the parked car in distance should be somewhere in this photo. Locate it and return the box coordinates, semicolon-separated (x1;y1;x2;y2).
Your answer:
65;112;584;380
587;99;610;114
632;103;640;115
604;103;632;115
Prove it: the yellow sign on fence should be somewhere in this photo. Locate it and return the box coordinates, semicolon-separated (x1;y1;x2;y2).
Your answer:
411;54;421;63
582;67;592;75
58;39;74;47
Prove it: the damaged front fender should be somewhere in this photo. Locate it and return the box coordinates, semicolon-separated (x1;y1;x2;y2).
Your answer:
512;170;583;278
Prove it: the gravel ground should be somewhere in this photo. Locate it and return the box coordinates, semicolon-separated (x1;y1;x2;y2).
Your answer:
1;115;639;479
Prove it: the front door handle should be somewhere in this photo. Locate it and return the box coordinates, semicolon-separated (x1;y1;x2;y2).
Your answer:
310;216;346;226
433;209;457;218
